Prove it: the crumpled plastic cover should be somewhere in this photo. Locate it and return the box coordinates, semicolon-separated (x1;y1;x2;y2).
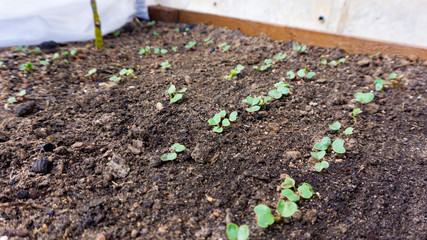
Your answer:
0;0;149;47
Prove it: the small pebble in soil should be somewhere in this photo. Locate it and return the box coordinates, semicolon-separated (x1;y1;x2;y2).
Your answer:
71;142;84;148
41;142;55;152
40;41;60;53
54;146;68;155
16;101;36;117
31;158;53;174
209;46;215;53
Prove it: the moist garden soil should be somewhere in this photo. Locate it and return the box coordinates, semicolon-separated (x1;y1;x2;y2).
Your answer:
0;21;426;240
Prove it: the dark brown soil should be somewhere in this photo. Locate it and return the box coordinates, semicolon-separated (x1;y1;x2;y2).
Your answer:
0;21;426;240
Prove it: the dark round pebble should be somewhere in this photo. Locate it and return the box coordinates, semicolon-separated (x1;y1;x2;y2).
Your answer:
31;158;53;174
41;142;55;152
209;46;215;53
16;101;36;117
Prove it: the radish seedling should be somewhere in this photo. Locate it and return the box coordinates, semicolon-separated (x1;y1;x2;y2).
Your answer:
243;96;273;112
389;72;397;79
139;46;151;55
208;110;237;133
321;58;346;67
355;92;374;104
167;85;187;103
293;44;307;53
268;81;290;99
273;53;287;61
226;223;249;240
19;62;33;72
113;30;120;37
352;108;361;120
315;161;329;172
39;60;50;66
154;48;168;56
14;46;29;52
329;121;341;131
296;66;316;79
218;43;230;52
161;143;185;161
204;37;213;45
185;41;197;50
161;61;171;69
253;59;272;71
281;178;315;202
85;68;97;82
153;32;159;37
373;78;392;92
120;68;136;79
52;53;60;61
109;76;121;82
225;64;244;80
147;21;156;26
254;205;275;228
0;61;3;67
171;46;178;52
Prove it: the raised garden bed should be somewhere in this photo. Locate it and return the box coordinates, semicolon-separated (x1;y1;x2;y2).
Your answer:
0;20;426;239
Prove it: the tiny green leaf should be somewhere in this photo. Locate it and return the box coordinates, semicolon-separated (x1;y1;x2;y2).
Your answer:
171;143;185;152
212;126;223;133
85;68;97;76
52;53;59;60
222;119;230;127
277;200;298;218
185;41;197;49
119;69;128;75
17;90;27;97
254;205;274;228
229;111;238;122
218;110;227;118
353;108;361;115
7;97;17;104
389;72;397;79
280;178;295;189
338;58;346;63
167;85;176;94
246;106;260;112
344;127;354;135
329;121;341;131
315;161;329;172
178;88;187;93
306;72;316;79
314;137;331;151
310;150;326;160
281;189;300;202
226;223;249;240
170;94;183;103
329;60;338;67
332;139;345;154
297;183;314;199
321;59;327;65
287;71;296;79
109;75;121;82
40;60;50;65
355;92;374;103
297;69;306;77
160;153;177;161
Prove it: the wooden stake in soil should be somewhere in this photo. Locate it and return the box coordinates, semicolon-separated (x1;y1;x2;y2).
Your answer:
90;0;103;50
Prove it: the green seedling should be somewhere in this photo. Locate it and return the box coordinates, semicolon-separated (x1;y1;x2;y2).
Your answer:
185;41;197;50
352;108;361;120
268;81;290;99
171;46;178;52
161;61;171;69
147;20;156;25
208;110;237;133
314;161;329;172
139;46;151;55
39;60;50;66
64;60;70;64
153;32;159;37
373;78;392;92
389;72;397;80
7;97;17;104
154;48;168;56
109;75;121;82
29;47;41;54
218;43;230;52
14;46;29;52
321;58;346;67
253;59;273;71
329;121;341;131
296;66;316;79
293;44;307;53
120;68;137;79
204;37;213;45
226;223;249;240
243;96;273;112
277;199;298;218
355;92;374;104
287;71;296;80
19;62;33;72
174;28;180;33
344;127;354;135
273;53;287;61
113;30;120;37
160;143;185;161
62;49;77;56
281;178;315;202
85;68;97;82
225;64;245;80
254;205;275;228
6;90;27;109
167;84;187;103
52;53;60;61
0;61;3;67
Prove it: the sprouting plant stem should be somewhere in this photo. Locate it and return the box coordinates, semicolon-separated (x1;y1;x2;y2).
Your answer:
90;75;94;82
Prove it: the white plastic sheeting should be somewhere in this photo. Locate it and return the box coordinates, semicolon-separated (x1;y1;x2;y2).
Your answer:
0;0;149;48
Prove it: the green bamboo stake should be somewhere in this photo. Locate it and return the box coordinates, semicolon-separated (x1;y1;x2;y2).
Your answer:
90;0;103;50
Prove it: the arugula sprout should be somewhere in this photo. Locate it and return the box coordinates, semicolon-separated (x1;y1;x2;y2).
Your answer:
139;46;151;55
355;92;374;103
352;108;361;120
296;66;316;79
226;223;249;240
161;61;171;69
273;53;287;61
373;78;392;92
19;62;33;72
204;37;213;45
329;121;341;131
171;46;178;52
154;48;168;56
7;97;17;104
332;139;345;153
293;44;307;53
253;59;272;71
314;161;329;172
17;90;27;97
254;205;275;228
344;127;354;135
113;30;120;37
62;49;77;56
321;58;346;67
287;71;296;79
147;20;156;25
120;68;137;79
281;178;315;202
268;81;290;99
167;84;187;103
39;60;50;66
161;143;185;161
109;75;121;82
243;96;273;112
208;110;237;133
29;47;41;54
52;53;60;61
277;200;298;218
153;32;159;37
218;43;231;52
185;41;197;49
14;46;29;52
85;68;97;82
389;72;397;80
225;64;245;80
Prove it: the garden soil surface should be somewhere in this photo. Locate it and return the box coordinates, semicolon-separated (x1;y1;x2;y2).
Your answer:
0;21;426;240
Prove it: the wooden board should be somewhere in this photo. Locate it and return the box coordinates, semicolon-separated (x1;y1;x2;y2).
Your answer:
148;6;427;60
